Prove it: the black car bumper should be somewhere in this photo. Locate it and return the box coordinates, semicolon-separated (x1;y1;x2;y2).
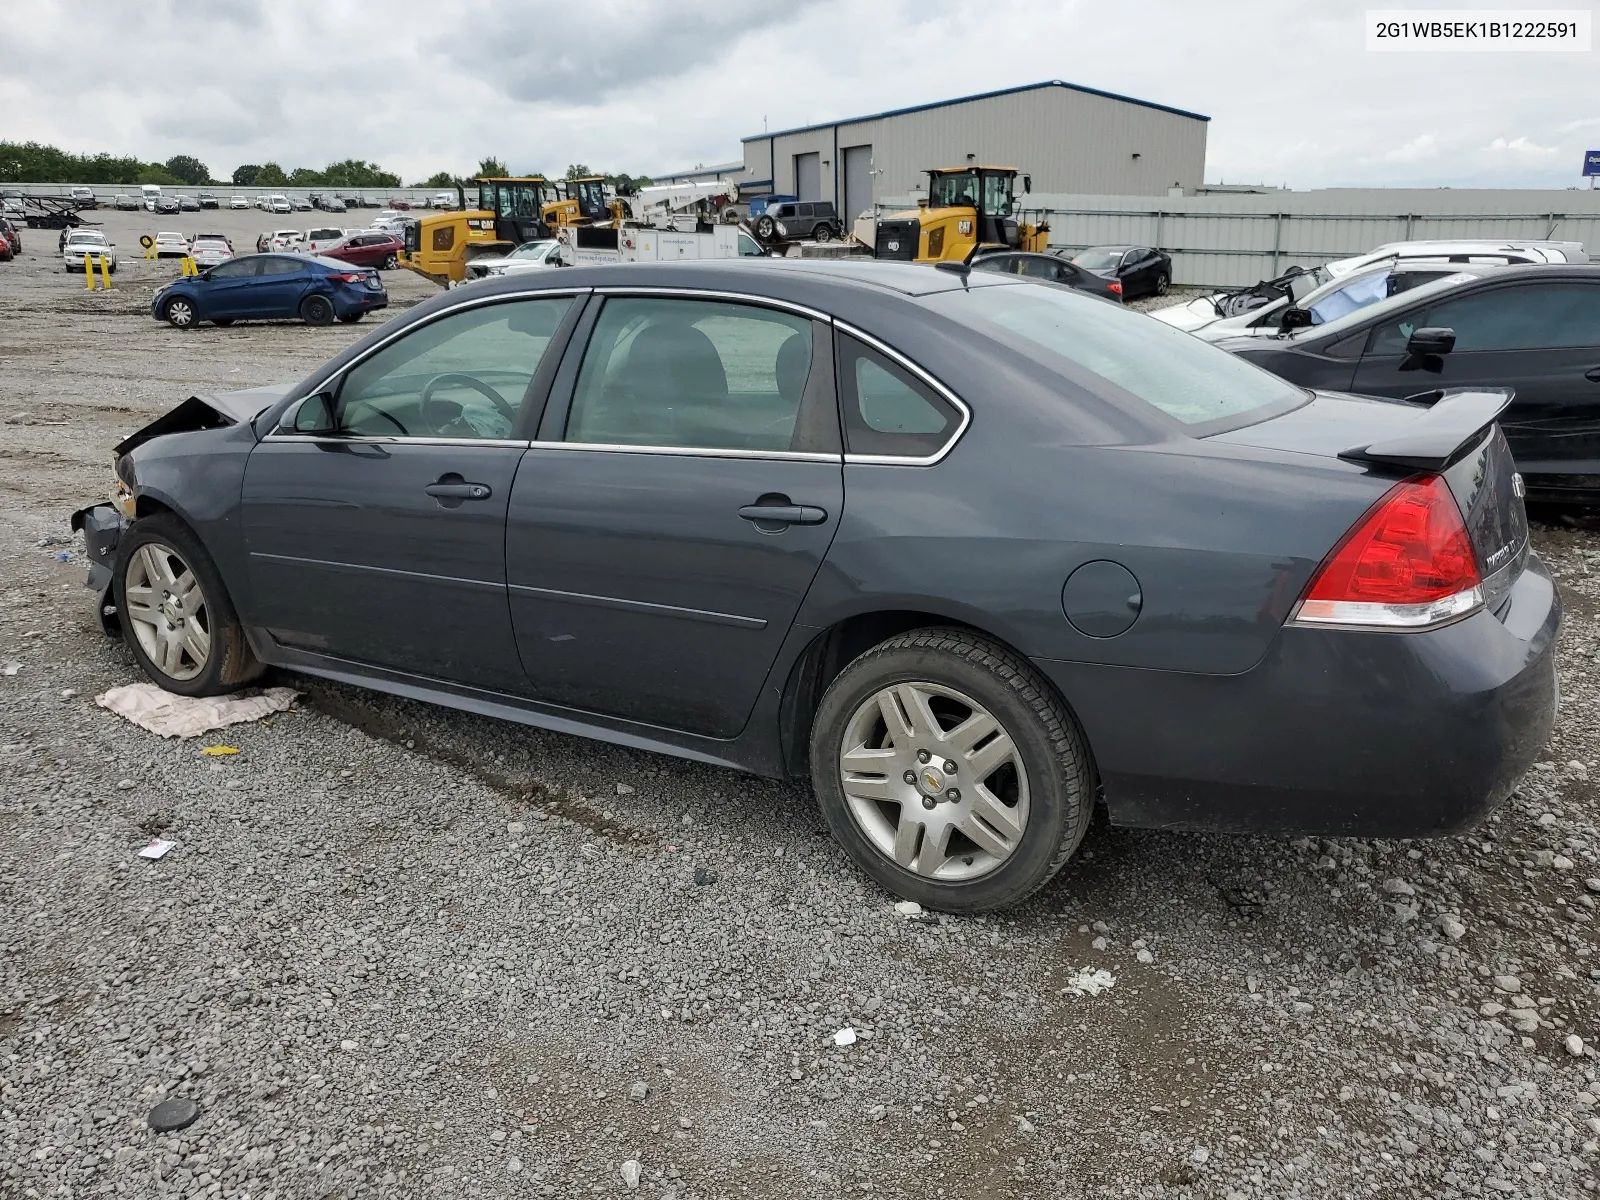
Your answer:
70;503;129;634
1036;553;1561;837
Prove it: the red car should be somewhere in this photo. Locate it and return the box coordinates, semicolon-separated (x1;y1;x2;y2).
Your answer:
0;218;20;260
320;232;403;270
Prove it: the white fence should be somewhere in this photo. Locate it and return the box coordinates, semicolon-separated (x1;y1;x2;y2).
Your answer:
1;181;443;209
879;187;1600;288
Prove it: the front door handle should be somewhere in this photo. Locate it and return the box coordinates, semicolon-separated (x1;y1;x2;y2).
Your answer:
425;482;492;500
1585;367;1600;383
738;503;828;527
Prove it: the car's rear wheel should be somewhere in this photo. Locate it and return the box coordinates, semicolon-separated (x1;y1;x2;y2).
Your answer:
163;297;196;329
114;513;263;697
809;627;1095;913
1155;272;1169;296
382;253;398;270
300;295;336;326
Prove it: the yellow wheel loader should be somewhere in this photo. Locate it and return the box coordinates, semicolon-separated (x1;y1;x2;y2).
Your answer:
399;177;560;286
872;166;1049;263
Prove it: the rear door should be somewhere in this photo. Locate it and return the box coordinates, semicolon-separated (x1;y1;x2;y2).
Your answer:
1352;280;1600;475
252;256;314;317
506;293;843;737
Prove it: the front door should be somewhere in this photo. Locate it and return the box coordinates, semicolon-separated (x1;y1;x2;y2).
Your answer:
240;293;580;689
507;294;843;738
198;257;265;318
1351;280;1600;476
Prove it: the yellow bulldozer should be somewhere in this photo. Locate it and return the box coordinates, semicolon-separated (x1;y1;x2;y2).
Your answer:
399;176;563;285
872;166;1048;263
542;176;625;228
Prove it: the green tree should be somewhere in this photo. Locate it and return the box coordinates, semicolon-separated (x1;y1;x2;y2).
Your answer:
164;155;211;185
564;163;593;180
416;170;456;188
136;163;182;186
288;166;324;187
255;162;288;187
608;173;652;195
477;156;508;179
232;164;261;186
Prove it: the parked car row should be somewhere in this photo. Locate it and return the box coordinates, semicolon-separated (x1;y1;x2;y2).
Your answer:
252;228;404;268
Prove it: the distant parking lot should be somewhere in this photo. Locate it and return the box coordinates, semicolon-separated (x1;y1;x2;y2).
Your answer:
1;222;1599;1200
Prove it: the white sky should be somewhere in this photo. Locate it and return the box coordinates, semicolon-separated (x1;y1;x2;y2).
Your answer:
2;0;1597;189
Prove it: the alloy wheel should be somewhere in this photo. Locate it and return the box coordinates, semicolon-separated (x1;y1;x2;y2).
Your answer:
838;681;1031;882
124;542;211;681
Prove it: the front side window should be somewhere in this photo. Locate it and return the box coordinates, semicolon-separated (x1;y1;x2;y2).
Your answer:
930;172;979;210
1371;283;1600;354
565;298;813;452
922;282;1307;432
208;259;259;279
980;173;1013;217
837;336;959;458
334;297;573;439
1307;270;1391;324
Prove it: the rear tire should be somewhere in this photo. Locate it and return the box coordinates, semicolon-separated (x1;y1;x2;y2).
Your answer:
809;627;1095;913
1155;272;1170;296
300;294;335;326
382;253;398;270
113;512;263;698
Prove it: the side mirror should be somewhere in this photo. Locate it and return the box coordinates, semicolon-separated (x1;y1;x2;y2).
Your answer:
286;391;336;434
1401;326;1455;374
1279;306;1313;332
1406;326;1456;356
1022;175;1032;193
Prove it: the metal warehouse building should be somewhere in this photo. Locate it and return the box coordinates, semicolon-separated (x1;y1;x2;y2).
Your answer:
731;80;1208;218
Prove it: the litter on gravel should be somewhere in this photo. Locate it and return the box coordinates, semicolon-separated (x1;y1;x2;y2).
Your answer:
94;681;297;738
137;838;178;860
1061;968;1117;997
833;1026;858;1047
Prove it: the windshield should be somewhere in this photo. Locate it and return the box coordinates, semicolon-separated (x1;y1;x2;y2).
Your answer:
922;282;1307;431
929;171;979;210
511;241;555;260
1287;273;1471;341
1071;248;1124;270
1304;270;1391;324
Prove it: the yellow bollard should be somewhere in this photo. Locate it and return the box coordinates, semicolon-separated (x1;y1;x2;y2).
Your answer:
180;256;198;277
84;255;95;289
140;234;156;260
98;255;112;290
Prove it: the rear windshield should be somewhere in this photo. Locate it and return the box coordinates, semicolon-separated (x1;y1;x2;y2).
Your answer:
921;282;1308;431
1071;248;1123;270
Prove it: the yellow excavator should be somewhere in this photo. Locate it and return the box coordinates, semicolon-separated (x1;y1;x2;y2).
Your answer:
872;166;1048;263
400;177;562;285
542;176;626;228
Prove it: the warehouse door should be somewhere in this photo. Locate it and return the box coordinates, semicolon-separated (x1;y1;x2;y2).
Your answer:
842;145;873;220
794;152;821;202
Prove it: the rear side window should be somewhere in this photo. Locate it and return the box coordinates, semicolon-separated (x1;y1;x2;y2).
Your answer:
259;258;303;276
921;283;1306;431
836;335;960;459
566;298;814;452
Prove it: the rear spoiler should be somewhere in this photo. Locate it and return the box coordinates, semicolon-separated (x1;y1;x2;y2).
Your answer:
1338;388;1513;472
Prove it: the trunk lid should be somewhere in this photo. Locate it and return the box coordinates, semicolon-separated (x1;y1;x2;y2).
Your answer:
1213;388;1529;603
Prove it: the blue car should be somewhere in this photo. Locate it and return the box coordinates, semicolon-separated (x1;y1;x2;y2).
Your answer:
152;253;388;329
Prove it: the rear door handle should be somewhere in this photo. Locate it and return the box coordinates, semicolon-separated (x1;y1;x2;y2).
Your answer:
738;503;828;526
1586;367;1600;383
425;482;492;500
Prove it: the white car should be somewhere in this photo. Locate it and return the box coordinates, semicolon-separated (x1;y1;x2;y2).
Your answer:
304;226;346;254
268;194;292;214
152;231;190;259
190;234;233;268
270;229;304;251
229;195;250;210
463;239;574;280
255;196;272;212
62;231;116;272
1150;238;1591;335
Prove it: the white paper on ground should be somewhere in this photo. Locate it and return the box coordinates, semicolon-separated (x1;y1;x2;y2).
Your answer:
1061;968;1117;997
138;838;177;860
833;1026;857;1047
95;682;297;739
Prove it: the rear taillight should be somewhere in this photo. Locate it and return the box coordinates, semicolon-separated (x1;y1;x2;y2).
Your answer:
1293;475;1482;630
328;271;365;283
1108;280;1123;295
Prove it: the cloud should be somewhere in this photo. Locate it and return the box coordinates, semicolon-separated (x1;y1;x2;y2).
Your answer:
1482;136;1559;158
1381;135;1440;164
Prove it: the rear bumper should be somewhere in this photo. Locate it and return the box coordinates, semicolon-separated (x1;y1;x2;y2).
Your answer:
1035;554;1561;837
331;287;388;316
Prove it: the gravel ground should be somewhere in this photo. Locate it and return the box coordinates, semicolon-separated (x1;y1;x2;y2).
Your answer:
2;222;1599;1200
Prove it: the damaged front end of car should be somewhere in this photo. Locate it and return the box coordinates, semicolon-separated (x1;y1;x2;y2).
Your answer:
70;384;290;635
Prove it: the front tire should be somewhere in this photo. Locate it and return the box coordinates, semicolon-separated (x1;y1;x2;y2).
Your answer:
813;224;832;243
300;294;335;326
754;215;776;241
113;512;263;697
809;628;1094;913
163;297;196;329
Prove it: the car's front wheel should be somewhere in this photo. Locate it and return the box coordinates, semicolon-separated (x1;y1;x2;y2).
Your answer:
114;513;263;697
163;297;196;329
300;294;336;326
809;628;1095;913
813;224;833;242
754;215;777;241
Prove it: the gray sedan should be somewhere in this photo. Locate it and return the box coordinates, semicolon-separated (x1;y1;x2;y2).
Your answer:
73;260;1558;911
